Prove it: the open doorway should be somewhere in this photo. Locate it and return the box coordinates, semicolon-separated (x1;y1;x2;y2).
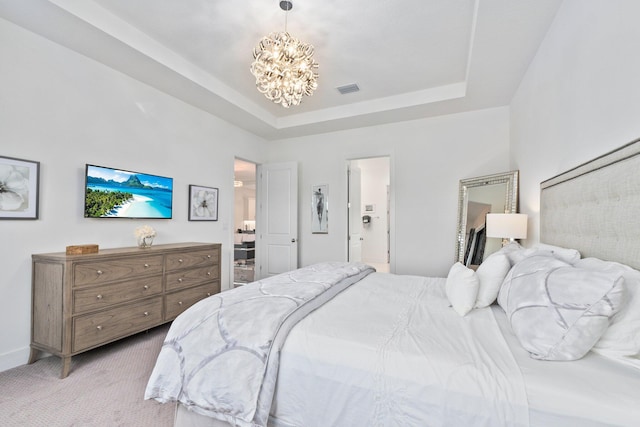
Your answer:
233;159;256;287
348;157;391;273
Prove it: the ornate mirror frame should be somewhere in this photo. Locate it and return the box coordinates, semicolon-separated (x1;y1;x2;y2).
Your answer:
455;170;519;264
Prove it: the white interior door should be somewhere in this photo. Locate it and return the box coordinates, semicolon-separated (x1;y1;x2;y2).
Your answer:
257;162;298;279
348;165;362;262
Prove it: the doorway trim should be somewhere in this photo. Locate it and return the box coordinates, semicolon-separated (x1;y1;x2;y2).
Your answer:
233;158;257;290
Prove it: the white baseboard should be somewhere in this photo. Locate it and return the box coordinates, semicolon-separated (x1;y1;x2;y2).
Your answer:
0;346;30;373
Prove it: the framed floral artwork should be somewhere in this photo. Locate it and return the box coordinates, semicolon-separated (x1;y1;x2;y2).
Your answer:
0;155;40;220
189;185;218;221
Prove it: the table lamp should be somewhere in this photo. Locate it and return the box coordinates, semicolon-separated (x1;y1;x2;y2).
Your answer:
486;213;528;246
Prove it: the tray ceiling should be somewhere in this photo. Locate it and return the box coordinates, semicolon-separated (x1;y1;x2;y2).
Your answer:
0;0;563;139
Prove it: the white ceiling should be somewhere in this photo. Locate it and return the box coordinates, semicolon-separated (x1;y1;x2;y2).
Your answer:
0;0;563;140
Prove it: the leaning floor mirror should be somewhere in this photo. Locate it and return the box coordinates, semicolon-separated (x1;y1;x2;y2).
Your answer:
455;170;519;267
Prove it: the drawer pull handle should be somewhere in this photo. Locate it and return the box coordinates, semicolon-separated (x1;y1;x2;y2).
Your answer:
207;271;211;276
207;293;211;297
144;263;149;268
96;325;103;331
207;255;211;258
178;278;183;283
178;259;183;263
144;311;149;316
96;294;103;300
96;270;103;275
143;285;149;290
178;301;183;306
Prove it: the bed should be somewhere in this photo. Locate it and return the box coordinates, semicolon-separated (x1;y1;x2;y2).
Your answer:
146;139;640;427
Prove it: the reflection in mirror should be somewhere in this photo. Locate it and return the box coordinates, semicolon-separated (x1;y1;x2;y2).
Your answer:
455;171;519;266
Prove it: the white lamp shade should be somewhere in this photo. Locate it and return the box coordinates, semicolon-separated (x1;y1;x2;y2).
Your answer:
486;213;528;239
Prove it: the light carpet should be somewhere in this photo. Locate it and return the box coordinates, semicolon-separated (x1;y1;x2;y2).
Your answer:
0;324;175;426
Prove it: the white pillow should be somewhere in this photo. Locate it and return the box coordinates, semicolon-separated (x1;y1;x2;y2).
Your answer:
498;254;625;361
575;257;640;358
445;262;479;316
475;252;511;308
494;242;581;266
533;243;581;265
495;242;526;266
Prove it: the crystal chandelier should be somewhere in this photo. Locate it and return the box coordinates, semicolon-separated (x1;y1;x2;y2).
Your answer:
250;0;318;108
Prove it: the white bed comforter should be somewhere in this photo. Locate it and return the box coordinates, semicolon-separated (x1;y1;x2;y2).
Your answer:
269;273;530;427
145;262;374;427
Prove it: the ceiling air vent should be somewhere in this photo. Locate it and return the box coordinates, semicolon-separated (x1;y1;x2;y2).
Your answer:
337;83;360;95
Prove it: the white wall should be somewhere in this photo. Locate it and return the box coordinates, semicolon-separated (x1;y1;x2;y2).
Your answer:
0;18;267;372
267;106;511;277
511;0;640;243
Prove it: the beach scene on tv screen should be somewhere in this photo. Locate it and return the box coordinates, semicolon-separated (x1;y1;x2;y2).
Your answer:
84;165;173;218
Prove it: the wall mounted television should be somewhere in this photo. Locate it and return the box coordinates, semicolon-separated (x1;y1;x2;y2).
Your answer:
84;164;173;219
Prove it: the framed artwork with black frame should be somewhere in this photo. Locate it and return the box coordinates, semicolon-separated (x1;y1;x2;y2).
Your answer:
311;184;328;234
0;155;40;220
189;185;218;221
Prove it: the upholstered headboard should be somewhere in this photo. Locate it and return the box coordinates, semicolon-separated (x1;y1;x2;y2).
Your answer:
540;138;640;270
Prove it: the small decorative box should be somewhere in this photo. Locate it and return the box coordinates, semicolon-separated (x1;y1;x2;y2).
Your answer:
66;244;99;255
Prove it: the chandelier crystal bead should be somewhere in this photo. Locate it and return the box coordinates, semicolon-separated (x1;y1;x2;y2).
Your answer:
250;6;318;108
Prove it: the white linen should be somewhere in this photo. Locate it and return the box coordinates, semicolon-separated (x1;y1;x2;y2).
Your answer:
492;306;640;426
145;262;374;427
498;242;527;265
269;273;529;427
234;233;256;244
499;254;625;361
576;257;640;362
533;243;581;264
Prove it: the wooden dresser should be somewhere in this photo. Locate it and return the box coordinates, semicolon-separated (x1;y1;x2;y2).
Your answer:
30;242;221;378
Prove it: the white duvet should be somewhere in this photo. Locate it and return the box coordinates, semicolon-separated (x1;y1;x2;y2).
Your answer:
269;273;529;427
145;262;375;427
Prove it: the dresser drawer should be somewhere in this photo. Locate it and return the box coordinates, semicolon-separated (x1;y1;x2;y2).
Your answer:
165;248;219;272
165;265;220;291
73;297;162;353
32;243;221;378
73;255;163;287
165;282;220;320
73;275;163;314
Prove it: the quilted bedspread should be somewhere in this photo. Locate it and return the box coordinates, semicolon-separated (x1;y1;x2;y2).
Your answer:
144;262;375;427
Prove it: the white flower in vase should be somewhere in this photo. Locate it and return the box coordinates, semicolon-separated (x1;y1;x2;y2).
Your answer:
134;225;157;248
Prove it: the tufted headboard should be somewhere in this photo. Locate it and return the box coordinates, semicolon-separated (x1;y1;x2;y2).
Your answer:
540;138;640;270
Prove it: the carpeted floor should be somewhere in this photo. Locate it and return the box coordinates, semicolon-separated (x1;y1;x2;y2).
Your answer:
0;324;175;426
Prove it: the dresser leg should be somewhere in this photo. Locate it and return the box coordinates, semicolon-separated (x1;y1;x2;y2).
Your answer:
60;356;71;379
27;347;40;364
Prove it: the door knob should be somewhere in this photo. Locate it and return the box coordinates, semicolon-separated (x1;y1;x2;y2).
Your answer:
291;238;297;243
